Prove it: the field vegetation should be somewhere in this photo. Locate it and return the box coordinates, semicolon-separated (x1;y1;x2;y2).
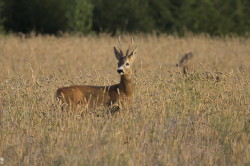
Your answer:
0;34;249;165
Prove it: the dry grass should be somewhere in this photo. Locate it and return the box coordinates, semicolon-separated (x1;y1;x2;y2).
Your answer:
0;34;249;166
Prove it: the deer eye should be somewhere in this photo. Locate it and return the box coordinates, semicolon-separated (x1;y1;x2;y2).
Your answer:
126;63;130;66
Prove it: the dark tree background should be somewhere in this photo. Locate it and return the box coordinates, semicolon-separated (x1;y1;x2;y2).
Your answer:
0;0;249;36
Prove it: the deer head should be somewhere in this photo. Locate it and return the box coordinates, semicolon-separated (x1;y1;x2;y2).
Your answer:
114;37;137;76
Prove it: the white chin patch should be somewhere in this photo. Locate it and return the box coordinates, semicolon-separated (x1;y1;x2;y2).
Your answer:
119;72;124;75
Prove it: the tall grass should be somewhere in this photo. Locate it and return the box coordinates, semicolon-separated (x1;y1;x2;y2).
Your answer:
0;34;249;165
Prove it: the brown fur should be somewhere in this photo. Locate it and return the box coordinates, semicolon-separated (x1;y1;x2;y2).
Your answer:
176;52;193;74
56;38;137;112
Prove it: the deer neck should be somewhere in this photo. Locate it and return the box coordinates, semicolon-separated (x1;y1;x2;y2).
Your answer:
119;74;133;96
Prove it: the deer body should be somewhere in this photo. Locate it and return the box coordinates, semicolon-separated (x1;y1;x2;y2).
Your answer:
56;38;137;111
176;52;193;74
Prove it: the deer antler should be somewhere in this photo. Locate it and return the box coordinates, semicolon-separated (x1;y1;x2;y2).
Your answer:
126;37;134;57
118;36;124;57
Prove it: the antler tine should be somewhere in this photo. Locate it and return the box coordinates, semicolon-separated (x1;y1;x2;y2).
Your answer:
126;36;134;56
118;35;124;56
131;36;134;45
118;35;121;47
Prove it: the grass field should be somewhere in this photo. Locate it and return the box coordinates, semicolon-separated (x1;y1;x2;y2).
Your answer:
0;34;249;165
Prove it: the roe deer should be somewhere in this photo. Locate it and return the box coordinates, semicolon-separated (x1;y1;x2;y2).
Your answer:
176;52;193;74
56;38;137;112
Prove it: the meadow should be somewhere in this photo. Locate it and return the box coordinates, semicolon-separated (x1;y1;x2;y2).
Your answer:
0;34;249;165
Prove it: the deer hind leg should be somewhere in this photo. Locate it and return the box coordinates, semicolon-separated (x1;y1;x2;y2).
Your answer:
58;100;70;112
56;96;66;112
57;98;75;112
64;99;77;112
70;102;77;112
56;91;70;112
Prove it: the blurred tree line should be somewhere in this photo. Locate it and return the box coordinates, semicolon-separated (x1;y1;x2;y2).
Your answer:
0;0;249;36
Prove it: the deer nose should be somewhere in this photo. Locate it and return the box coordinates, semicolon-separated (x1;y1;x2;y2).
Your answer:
117;69;124;74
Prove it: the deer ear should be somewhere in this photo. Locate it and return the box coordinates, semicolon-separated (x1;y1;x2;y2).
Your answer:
114;47;122;60
128;48;138;62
